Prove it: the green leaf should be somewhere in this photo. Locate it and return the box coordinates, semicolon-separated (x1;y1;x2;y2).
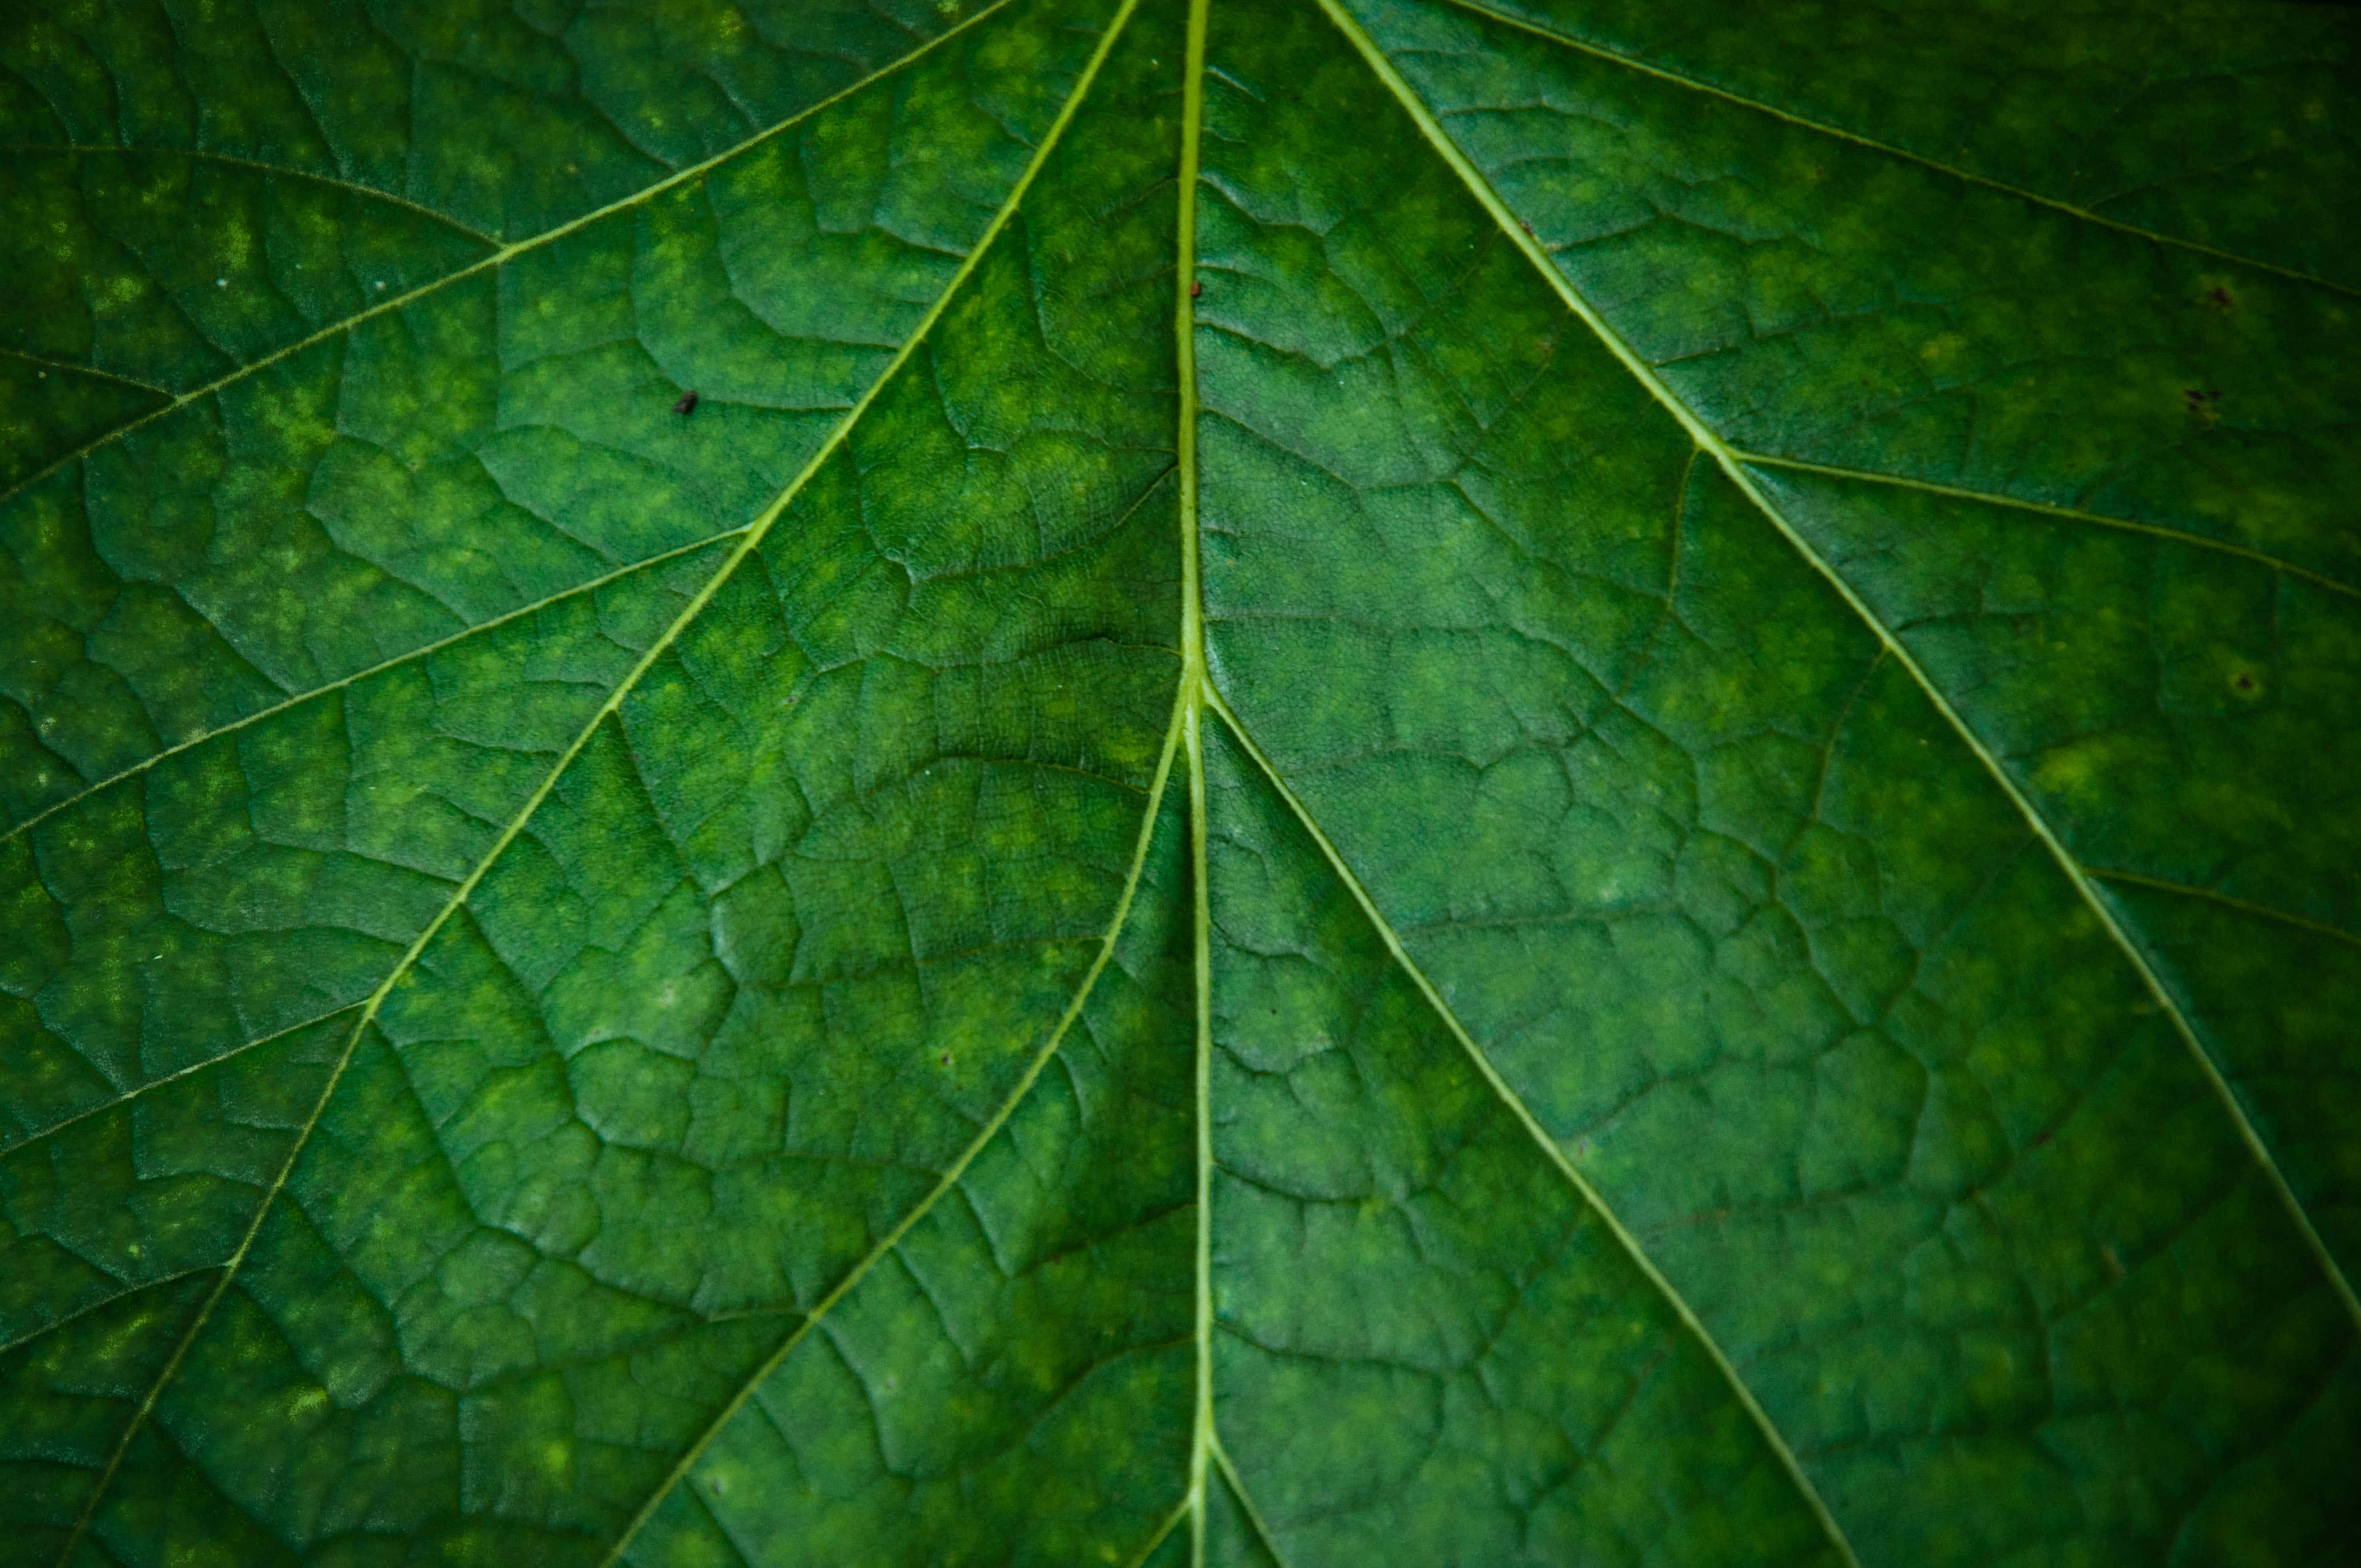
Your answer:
3;0;2356;1562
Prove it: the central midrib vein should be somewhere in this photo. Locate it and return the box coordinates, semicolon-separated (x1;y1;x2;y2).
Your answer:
1174;1;1218;1565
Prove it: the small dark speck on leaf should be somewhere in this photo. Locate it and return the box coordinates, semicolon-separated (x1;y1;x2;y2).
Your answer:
1189;279;1203;298
2233;672;2257;693
2205;285;2234;310
1518;217;1534;235
939;1053;952;1068
673;390;699;416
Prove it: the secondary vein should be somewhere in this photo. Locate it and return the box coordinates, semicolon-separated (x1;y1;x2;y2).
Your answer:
1422;0;2360;299
0;0;1019;515
597;671;1187;1568
1210;1432;1296;1568
1738;451;2361;605
1199;677;1863;1568
1;523;751;846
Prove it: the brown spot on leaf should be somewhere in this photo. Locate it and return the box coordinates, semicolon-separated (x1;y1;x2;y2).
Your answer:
2205;285;2234;310
673;390;699;415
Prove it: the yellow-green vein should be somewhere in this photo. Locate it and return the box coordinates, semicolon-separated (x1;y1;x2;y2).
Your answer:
1315;0;2361;1333
0;0;1018;513
0;1268;216;1360
0;142;503;245
1200;677;1863;1568
598;672;1187;1568
50;11;1137;1552
2089;868;2361;954
0;345;171;396
1128;1495;1196;1568
1176;0;1216;1561
2;522;751;845
1210;1431;1295;1568
0;1000;364;1158
1739;451;2361;605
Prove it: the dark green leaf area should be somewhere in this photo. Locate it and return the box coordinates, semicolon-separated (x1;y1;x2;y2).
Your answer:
5;0;2360;1563
3;546;724;1158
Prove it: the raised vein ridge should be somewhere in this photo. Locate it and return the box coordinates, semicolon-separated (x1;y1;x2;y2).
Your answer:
1418;0;2360;299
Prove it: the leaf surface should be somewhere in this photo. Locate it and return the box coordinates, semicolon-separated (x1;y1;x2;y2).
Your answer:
2;0;2357;1563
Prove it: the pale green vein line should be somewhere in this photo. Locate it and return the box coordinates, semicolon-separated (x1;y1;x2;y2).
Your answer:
0;1268;215;1360
600;673;1187;1568
1126;1495;1195;1568
51;14;1124;1554
1201;676;1862;1568
1209;1431;1296;1568
1186;699;1217;1568
0;346;171;396
1176;0;1216;1562
2;523;750;846
2088;867;2361;954
1419;0;2360;300
0;0;1018;513
1315;0;2361;1336
0;1001;364;1158
1739;451;2361;604
1;142;503;245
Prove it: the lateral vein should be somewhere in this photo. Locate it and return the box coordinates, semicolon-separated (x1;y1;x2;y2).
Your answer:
1738;451;2361;605
1422;0;2360;299
1200;678;1861;1568
597;674;1187;1568
0;1001;365;1158
2;523;751;846
2087;868;2361;954
1209;1431;1296;1568
1;142;502;244
1126;1495;1196;1568
1315;0;2361;1334
0;0;1019;514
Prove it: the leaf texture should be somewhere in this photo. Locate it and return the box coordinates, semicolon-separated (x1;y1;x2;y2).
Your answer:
2;0;2356;1563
